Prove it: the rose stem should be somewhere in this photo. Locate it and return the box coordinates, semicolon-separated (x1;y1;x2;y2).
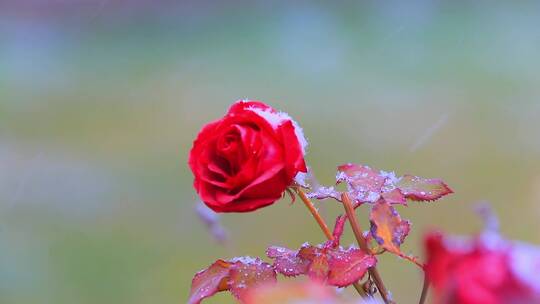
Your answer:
418;272;429;304
296;188;333;240
341;192;392;304
295;188;368;298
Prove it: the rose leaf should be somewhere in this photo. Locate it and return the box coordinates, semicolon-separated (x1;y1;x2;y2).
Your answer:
397;174;453;202
188;259;232;304
327;247;377;287
228;258;277;301
369;200;411;255
266;246;309;277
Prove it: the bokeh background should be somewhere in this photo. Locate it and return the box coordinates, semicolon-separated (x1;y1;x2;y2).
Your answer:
1;1;540;303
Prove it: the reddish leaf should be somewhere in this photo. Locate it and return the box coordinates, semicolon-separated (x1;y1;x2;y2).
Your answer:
369;200;411;254
397;174;453;201
381;188;406;205
337;163;385;203
228;258;277;300
331;215;347;247
188;257;277;304
297;245;329;281
306;186;341;201
267;242;377;288
307;253;330;281
266;246;309;276
327;248;377;287
331;163;452;205
188;259;231;304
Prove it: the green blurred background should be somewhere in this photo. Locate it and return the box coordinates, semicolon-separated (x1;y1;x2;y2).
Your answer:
1;1;540;303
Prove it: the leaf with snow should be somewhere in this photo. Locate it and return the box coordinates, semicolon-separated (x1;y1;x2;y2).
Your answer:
380;188;406;205
337;163;385;204
306;186;341;201
397;174;452;202
267;242;376;287
327;248;377;287
332;163;452;205
266;246;309;277
188;257;276;304
331;215;347;247
369;200;411;255
188;259;231;304
228;258;277;300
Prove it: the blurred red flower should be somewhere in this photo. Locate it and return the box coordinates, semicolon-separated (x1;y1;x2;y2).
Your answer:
425;231;540;304
189;100;307;212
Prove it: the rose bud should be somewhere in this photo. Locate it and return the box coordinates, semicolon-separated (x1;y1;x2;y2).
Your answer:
188;100;308;212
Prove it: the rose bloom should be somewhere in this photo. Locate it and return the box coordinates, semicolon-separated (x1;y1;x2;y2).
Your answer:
425;231;540;304
189;100;307;212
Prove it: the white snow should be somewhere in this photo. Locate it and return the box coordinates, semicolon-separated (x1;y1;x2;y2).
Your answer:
244;102;308;155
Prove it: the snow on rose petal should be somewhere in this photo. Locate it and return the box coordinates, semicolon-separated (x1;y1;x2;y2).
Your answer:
188;259;231;304
369;200;411;254
327;247;377;287
228;257;277;301
397;174;453;202
266;246;309;277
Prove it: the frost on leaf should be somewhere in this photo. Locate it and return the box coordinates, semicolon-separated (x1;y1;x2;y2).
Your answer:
380;188;406;205
337;163;385;204
397;174;452;202
369;200;411;255
267;242;376;287
228;259;277;300
188;259;231;304
188;257;276;304
327;248;377;287
332;163;452;205
266;246;309;276
306;186;341;201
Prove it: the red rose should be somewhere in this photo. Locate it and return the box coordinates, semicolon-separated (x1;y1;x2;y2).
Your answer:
189;100;308;212
424;232;540;304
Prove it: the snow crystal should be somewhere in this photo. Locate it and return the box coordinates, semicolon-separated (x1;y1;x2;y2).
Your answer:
294;171;308;187
336;171;348;182
365;191;380;203
229;256;260;265
380;170;402;186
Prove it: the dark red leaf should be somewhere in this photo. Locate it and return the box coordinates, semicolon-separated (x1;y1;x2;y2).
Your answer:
397;174;453;201
327;248;377;287
228;258;277;301
369;200;411;255
337;163;385;203
381;188;406;205
307;253;330;281
189;257;277;304
188;259;231;304
267;242;377;288
266;246;309;276
331;215;347;247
